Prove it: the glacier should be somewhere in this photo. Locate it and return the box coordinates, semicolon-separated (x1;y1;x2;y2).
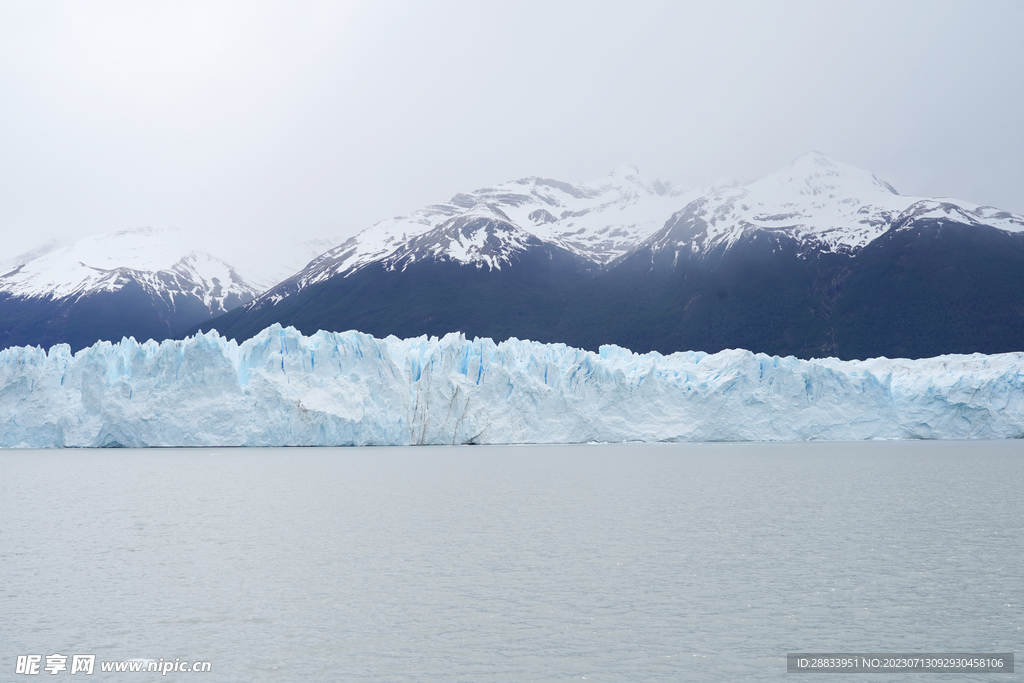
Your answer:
1;323;1022;448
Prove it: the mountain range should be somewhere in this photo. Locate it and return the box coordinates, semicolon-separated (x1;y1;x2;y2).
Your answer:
3;153;1023;359
194;152;1024;360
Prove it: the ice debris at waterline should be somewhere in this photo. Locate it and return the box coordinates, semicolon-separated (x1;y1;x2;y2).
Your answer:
1;324;1022;447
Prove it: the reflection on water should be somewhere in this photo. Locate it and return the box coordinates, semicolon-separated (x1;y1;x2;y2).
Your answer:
1;441;1021;681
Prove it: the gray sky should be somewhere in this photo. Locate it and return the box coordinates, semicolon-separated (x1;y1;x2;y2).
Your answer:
1;0;1022;262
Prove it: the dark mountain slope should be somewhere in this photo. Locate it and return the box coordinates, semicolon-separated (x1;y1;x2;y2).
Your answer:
0;280;250;353
196;243;595;344
557;230;848;358
832;220;1024;359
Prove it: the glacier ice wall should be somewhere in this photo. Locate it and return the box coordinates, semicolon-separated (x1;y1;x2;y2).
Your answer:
1;324;1023;447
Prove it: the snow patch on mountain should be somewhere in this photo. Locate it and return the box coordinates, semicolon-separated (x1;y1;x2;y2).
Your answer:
0;239;64;274
382;204;544;272
2;324;1021;448
891;199;1024;232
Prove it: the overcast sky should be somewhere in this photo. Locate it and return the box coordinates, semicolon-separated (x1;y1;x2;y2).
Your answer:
1;0;1022;262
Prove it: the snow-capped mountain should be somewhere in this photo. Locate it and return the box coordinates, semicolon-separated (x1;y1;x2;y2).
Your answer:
0;227;265;351
198;153;1024;361
0;227;258;306
259;152;1024;305
281;164;687;288
639;152;1024;260
378;204;551;272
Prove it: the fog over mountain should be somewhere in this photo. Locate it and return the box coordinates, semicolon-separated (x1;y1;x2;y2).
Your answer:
1;1;1022;265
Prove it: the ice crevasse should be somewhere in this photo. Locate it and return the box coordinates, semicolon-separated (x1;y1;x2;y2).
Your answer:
1;324;1022;448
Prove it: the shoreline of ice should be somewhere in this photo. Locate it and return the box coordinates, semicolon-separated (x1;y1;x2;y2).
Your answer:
2;324;1022;448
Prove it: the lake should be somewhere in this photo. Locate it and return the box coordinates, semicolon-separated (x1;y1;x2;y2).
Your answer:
1;441;1020;681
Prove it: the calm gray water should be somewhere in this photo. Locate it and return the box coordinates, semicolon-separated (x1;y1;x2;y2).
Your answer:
1;442;1021;681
